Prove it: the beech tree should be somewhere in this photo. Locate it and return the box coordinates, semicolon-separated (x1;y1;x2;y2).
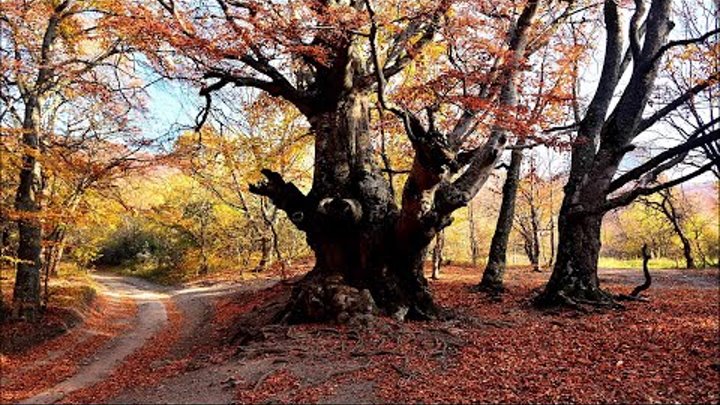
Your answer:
137;0;579;322
536;0;719;306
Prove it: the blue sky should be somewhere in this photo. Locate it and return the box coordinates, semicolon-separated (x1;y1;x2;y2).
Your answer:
142;73;199;146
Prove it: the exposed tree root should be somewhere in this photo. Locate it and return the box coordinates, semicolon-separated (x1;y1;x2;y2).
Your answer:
534;275;625;312
617;244;653;302
470;284;505;303
631;244;653;297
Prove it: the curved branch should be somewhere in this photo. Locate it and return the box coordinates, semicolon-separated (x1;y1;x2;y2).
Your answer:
630;244;652;297
603;160;715;211
609;124;720;192
635;74;719;134
249;169;309;230
641;27;720;71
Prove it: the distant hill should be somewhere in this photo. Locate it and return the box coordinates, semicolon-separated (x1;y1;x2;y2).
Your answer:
683;181;718;204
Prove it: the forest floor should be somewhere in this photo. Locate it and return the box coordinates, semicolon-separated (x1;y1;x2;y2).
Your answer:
1;265;718;404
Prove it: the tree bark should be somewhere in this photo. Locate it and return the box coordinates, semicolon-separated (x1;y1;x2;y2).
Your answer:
431;230;444;280
13;98;44;320
537;209;612;306
468;202;480;267
479;147;523;292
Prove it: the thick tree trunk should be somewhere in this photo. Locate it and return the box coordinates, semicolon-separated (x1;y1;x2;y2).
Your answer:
13;101;44;320
536;207;613;306
268;91;438;324
479;148;523;292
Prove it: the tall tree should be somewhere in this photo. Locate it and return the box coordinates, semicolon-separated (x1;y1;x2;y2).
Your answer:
537;0;719;307
1;0;144;318
478;0;579;291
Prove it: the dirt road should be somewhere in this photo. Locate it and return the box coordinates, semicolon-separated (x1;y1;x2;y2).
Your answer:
17;273;268;404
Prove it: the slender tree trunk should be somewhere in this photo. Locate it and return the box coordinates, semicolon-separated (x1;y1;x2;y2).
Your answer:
431;230;444;280
13;99;44;320
42;226;66;277
0;218;8;317
479;147;523;292
529;196;541;272
547;190;555;269
678;231;696;269
253;234;273;272
663;200;695;269
468;202;480;267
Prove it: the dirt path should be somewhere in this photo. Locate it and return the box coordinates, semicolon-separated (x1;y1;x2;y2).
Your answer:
20;274;170;405
108;279;277;405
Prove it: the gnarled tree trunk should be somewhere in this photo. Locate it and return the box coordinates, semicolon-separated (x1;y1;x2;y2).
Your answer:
254;90;440;323
223;0;538;324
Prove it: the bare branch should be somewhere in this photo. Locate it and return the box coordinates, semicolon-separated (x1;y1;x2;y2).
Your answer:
635;74;719;134
642;27;720;70
609;124;720;192
628;0;647;66
603;161;715;211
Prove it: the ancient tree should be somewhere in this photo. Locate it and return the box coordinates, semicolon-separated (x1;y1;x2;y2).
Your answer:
143;0;573;322
537;0;719;306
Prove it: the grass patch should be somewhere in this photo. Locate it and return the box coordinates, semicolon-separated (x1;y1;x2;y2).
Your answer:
598;257;685;270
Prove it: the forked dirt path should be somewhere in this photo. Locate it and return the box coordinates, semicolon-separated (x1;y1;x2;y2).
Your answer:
20;274;170;404
18;273;273;404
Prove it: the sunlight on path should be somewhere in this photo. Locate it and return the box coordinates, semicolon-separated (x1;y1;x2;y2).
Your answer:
19;275;169;405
